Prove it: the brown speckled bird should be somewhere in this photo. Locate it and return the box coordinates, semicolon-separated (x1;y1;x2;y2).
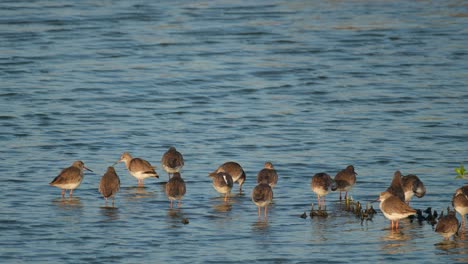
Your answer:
311;172;335;208
49;160;93;198
252;179;273;219
161;147;184;179
210;161;246;192
386;171;405;202
256;162;278;188
378;191;416;230
452;185;468;226
99;166;120;206
435;209;460;240
401;174;426;204
165;172;186;208
209;169;233;202
334;165;357;200
117;152;159;186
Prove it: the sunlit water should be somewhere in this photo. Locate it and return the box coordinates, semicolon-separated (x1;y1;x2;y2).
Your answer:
1;0;468;263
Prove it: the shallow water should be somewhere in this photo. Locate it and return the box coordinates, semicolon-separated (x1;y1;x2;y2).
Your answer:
1;0;468;263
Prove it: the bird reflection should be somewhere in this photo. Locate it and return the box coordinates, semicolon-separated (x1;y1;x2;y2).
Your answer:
380;230;412;255
167;208;183;219
212;201;232;213
123;186;155;200
434;240;468;257
252;219;269;233
99;206;119;221
51;197;83;210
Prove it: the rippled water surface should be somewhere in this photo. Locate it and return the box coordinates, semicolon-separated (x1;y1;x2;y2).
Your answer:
1;0;468;263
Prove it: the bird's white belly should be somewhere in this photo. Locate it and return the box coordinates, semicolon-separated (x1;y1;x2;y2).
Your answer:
162;165;182;174
55;181;82;190
131;171;156;180
253;200;271;207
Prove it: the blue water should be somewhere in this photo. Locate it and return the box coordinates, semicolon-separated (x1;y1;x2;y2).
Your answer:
1;0;468;263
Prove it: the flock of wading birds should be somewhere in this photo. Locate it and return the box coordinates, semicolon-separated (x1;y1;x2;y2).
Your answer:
49;147;468;240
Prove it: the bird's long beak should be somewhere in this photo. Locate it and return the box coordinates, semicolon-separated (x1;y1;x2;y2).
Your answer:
370;197;380;203
112;161;119;167
84;166;93;172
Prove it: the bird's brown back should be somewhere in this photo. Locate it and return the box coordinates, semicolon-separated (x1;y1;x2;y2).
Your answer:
252;183;273;203
386;171;405;202
165;173;186;198
50;166;82;185
99;167;120;198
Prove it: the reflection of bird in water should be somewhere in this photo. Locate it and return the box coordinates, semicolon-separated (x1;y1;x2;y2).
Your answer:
161;147;184;179
333;165;357;201
210;161;246;192
252;179;273;220
165;172;186;208
401;174;426;204
50;160;93;198
124;186;155;200
52;197;83;209
100;206;119;221
311;172;335;209
116;152;159;186
435;209;460;241
378;191;416;230
452;185;468;226
213;202;232;213
99;166;120;207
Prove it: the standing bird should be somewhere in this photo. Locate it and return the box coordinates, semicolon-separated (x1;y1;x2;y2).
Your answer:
311;173;335;208
378;191;416;230
452;185;468;226
210;161;246;192
333;165;357;200
252;179;273;220
165;172;186;208
386;171;405;202
50;160;93;198
435;209;460;240
256;162;278;188
161;147;184;179
401;174;426;204
99;166;120;206
209;168;233;202
116;152;159;186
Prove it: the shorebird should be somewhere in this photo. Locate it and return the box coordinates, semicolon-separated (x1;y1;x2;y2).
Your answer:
210;161;246;192
209;169;233;202
452;185;468;226
252;179;273;219
116;152;159;186
165;172;186;208
311;172;335;208
386;171;405;202
401;174;426;204
378;191;416;230
256;162;278;188
161;147;184;179
435;209;460;240
333;165;357;200
99;166;120;206
49;160;93;198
